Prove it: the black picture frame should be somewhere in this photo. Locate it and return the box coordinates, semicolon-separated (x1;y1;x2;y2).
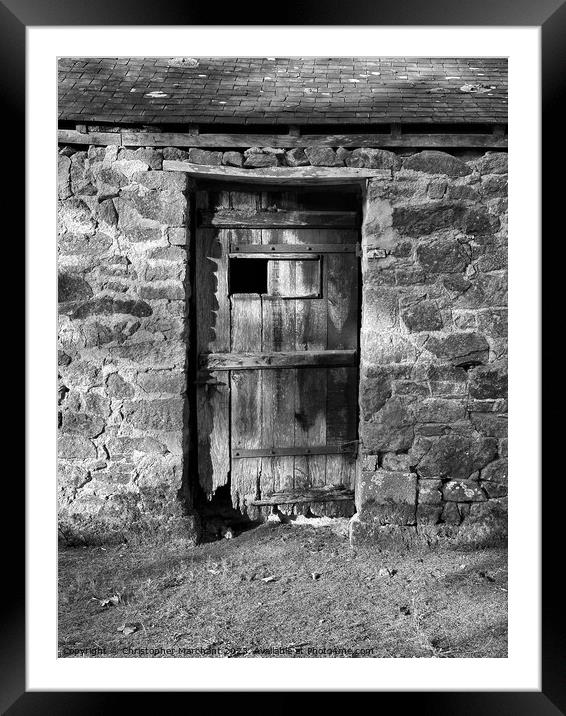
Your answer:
12;1;558;710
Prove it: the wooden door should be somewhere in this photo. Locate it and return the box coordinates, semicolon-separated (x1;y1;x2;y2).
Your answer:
196;187;360;519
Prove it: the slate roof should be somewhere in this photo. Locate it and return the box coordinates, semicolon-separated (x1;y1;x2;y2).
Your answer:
58;57;507;126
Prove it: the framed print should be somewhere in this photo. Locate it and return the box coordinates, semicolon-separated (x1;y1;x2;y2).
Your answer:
9;0;558;709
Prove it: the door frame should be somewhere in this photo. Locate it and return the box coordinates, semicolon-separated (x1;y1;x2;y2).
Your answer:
188;174;368;514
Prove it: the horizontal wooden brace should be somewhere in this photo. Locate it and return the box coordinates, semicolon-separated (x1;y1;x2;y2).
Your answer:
228;252;320;260
228;292;322;300
233;445;356;458
199;209;359;229
119;131;507;149
251;488;355;506
230;243;358;254
199;349;357;370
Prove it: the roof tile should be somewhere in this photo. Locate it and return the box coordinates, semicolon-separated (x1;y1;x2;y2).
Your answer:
58;57;507;125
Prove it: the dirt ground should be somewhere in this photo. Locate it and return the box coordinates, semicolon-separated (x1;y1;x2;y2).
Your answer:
58;519;507;658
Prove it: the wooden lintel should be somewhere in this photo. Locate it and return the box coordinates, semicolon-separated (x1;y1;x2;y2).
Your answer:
122;131;507;149
199;209;359;229
233;446;355;458
230;243;358;254
200;349;357;371
163;161;385;184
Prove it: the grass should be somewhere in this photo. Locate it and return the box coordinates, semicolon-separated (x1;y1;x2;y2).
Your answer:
58;520;507;658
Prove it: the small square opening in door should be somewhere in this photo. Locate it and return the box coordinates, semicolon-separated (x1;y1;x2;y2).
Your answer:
229;258;268;294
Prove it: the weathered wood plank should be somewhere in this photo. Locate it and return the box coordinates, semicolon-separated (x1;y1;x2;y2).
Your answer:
292;229;329;358
326;245;359;492
293;226;328;489
261;301;296;495
230;299;262;516
230;243;358;254
261;207;298;498
252;494;354;506
124;131;508;149
259;368;276;498
163;161;389;184
251;488;354;506
327;250;359;350
228;203;263;516
264;196;308;497
261;231;358;249
196;378;230;498
326;368;358;446
230;190;260;212
294;367;328;489
267;259;321;298
259;204;288;499
230;296;263;355
199;210;359;229
230;252;321;261
200;349;357;370
295;301;327;353
196;230;230;354
267;254;293;299
230;370;262;514
326;454;356;492
233;445;355;458
295;259;322;298
195;191;231;496
58;129;122;146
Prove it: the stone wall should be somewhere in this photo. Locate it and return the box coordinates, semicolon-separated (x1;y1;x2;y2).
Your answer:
158;145;402;169
57;141;507;545
57;145;197;543
352;149;508;543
